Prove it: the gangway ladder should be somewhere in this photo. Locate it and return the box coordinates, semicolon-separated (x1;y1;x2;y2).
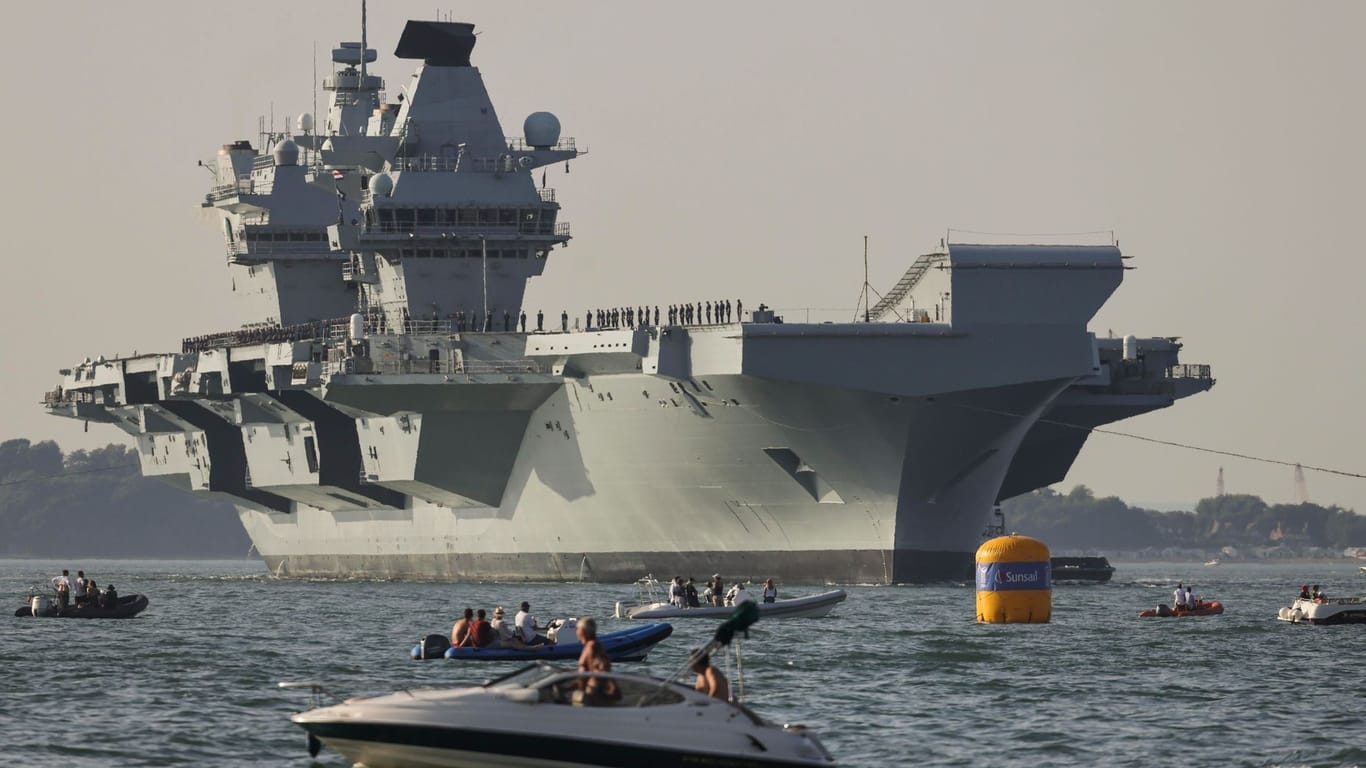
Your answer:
867;253;938;322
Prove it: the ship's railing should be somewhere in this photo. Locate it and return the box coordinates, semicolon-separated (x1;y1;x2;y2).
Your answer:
328;318;452;338
182;318;351;353
326;356;546;377
358;221;570;238
1165;364;1212;380
538;188;557;203
504;137;577;152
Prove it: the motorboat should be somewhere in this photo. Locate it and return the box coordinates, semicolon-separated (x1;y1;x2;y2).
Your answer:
615;577;846;620
1050;556;1116;583
1138;600;1224;618
412;622;673;662
14;592;148;619
1204;559;1221;567
1277;596;1366;625
289;603;836;767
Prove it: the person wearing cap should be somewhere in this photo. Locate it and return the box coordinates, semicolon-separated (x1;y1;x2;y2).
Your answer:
690;650;730;701
491;606;513;644
515;601;550;646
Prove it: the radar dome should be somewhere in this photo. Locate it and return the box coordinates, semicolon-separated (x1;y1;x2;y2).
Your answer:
368;172;394;197
297;113;314;133
272;138;299;166
523;112;561;150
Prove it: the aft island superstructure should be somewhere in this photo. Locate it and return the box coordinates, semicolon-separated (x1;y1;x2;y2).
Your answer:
43;18;1213;582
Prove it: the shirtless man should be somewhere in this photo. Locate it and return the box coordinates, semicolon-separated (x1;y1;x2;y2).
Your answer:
690;650;730;701
576;617;617;704
450;607;474;647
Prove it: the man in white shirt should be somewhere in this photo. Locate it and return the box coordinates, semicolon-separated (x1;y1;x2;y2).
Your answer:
1185;586;1196;609
51;570;72;610
514;601;550;646
1172;582;1187;610
74;570;88;607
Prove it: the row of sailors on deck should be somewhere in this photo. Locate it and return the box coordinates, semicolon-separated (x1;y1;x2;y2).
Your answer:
450;300;749;335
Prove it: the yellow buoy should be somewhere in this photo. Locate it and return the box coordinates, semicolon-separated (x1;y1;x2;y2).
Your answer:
975;534;1051;623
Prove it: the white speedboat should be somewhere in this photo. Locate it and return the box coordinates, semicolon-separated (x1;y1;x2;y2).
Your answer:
614;577;846;620
289;663;836;767
1277;596;1366;625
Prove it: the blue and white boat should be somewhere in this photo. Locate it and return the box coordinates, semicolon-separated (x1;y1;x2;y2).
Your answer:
412;623;672;662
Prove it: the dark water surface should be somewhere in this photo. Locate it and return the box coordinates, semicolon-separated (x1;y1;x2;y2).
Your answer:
2;559;1364;767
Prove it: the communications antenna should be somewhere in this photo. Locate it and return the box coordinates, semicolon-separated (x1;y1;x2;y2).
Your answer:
1294;463;1309;504
1216;466;1224;497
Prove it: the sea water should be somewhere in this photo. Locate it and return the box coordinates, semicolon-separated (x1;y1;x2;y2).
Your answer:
1;559;1363;767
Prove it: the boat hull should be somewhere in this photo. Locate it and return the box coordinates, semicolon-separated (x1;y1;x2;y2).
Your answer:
410;624;673;662
1138;601;1223;618
306;726;829;768
13;594;148;619
622;590;847;620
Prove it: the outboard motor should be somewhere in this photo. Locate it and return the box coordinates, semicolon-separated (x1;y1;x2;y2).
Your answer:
547;618;577;644
418;633;451;659
1156;604;1171;617
30;595;51;616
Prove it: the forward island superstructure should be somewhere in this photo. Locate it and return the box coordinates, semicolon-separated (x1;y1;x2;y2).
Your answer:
43;17;1213;582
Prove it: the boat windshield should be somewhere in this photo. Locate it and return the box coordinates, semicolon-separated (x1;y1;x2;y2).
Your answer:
482;663;569;689
536;673;686;707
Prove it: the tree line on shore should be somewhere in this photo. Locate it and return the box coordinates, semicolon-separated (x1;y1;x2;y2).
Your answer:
1003;485;1365;554
0;439;249;558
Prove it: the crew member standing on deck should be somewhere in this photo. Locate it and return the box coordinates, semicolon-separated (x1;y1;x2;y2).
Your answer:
519;310;527;333
1173;582;1187;610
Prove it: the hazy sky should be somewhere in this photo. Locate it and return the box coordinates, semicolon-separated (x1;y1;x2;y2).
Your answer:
2;1;1362;513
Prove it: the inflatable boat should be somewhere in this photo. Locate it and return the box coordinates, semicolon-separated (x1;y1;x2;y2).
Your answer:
1139;601;1224;618
412;622;673;661
15;593;149;619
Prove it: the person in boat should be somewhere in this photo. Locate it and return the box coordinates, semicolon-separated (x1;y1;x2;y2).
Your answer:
469;608;496;648
684;577;700;608
576;617;618;705
710;575;725;607
727;581;756;606
85;580;98;608
1172;582;1187;611
451;607;474;647
669;577;686;608
515;601;551;646
690;649;730;702
762;578;778;604
102;584;117;609
1311;585;1325;602
491;606;514;644
52;570;72;611
74;570;88;607
1299;584;1311;600
1185;585;1197;610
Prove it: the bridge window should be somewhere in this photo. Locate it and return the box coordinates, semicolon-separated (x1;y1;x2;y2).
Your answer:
458;208;477;225
417;208;436;226
478;208;497;225
396;208;415;229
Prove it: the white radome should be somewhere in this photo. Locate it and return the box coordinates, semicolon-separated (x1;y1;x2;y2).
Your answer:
368;172;395;197
272;138;300;166
523;111;561;149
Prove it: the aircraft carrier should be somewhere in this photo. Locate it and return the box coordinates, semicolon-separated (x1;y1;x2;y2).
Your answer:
42;15;1214;583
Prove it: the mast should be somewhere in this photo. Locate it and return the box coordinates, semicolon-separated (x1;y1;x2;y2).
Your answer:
862;235;870;323
360;0;368;85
